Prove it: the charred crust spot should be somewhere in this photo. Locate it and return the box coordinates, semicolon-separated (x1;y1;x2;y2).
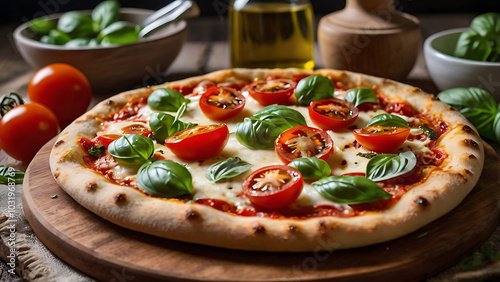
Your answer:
185;208;200;220
55;140;65;147
463;169;473;177
114;193;126;203
468;154;477;160
462;125;475;134
106;100;114;106
414;197;429;208
288;225;298;232
462;139;478;148
318;220;327;233
87;182;97;191
252;223;265;234
53;172;60;179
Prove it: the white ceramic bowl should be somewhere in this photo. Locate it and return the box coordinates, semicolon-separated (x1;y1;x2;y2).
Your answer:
424;27;500;100
14;8;187;93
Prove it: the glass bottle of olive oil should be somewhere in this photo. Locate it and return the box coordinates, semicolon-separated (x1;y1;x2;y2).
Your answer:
229;0;314;70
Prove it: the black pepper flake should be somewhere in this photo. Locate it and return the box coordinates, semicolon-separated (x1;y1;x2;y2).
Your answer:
341;160;347;166
55;140;65;147
87;182;97;191
414;197;429;208
114;193;126;203
252;223;265;233
51;195;58;199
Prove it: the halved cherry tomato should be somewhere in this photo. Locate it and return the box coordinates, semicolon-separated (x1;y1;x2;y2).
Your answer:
28;63;92;128
0;103;59;162
309;98;359;131
242;165;304;209
275;126;334;164
353;126;411;152
165;124;229;161
199;86;246;121
247;78;296;106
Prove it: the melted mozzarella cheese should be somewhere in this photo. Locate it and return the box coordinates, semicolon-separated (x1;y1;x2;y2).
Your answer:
99;91;431;210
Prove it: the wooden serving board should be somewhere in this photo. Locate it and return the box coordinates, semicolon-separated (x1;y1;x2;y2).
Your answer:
23;140;500;282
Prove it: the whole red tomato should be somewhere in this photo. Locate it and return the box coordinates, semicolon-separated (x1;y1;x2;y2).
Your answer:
0;103;59;162
28;63;92;128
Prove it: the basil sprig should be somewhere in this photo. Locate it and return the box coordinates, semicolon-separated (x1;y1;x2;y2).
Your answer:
366;151;417;182
294;75;335;106
288;157;331;180
454;13;500;62
0;166;24;184
438;87;499;141
206;157;252;183
235;105;307;149
148;88;190;112
137;160;193;198
312;175;392;204
149;102;197;143
108;134;154;165
344;88;377;107
366;113;411;128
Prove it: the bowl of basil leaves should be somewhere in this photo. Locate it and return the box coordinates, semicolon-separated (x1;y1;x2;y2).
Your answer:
424;13;500;100
13;1;187;92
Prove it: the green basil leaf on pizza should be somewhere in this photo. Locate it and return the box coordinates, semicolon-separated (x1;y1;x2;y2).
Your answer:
419;124;438;140
108;134;154;165
137;160;193;198
366;113;411;128
312;175;392;204
288;157;331;180
149;112;197;143
366;151;417;182
206;157;252;183
147;88;190;112
235;105;307;149
294;75;335;106
344;87;377;107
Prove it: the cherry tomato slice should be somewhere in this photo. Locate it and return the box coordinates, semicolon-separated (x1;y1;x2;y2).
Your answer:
165;124;229;161
353;126;411;152
242;165;304;209
275;126;334;165
309;98;359;131
199;86;246;121
247;78;296;106
28;63;92;128
0;103;59;162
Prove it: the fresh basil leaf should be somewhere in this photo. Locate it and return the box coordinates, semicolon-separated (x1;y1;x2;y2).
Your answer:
88;145;105;157
137;160;193;198
149;112;197;143
437;87;497;140
57;11;99;38
108;134;154;165
294;75;335;106
470;13;500;42
366;151;417;182
493;110;500;144
235;105;307;149
344;88;377;107
312;175;392;204
43;29;72;45
419;124;438;140
92;0;120;29
206;157;252;183
27;16;57;35
454;30;492;61
65;38;91;47
0;166;24;184
99;21;141;46
148;88;190;112
366;113;410;128
288;157;331;180
357;152;377;159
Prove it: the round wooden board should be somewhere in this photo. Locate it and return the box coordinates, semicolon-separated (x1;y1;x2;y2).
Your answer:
23;140;500;282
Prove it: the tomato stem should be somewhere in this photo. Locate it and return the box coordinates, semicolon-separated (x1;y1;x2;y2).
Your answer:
0;93;24;117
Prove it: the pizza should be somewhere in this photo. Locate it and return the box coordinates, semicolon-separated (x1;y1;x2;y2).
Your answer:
49;68;484;252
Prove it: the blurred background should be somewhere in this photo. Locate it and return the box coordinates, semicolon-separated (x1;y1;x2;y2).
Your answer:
1;0;498;23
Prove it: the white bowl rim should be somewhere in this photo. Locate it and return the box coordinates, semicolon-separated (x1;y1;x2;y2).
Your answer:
424;27;500;67
13;7;187;51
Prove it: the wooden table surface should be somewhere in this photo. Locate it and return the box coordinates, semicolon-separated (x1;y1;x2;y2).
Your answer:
1;13;499;280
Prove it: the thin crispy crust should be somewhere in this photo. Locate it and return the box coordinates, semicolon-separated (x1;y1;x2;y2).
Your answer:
50;68;484;252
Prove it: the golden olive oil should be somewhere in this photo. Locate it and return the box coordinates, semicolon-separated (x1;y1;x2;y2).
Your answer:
229;2;314;69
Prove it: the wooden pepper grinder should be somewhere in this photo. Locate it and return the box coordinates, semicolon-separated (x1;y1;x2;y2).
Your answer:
318;0;421;81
